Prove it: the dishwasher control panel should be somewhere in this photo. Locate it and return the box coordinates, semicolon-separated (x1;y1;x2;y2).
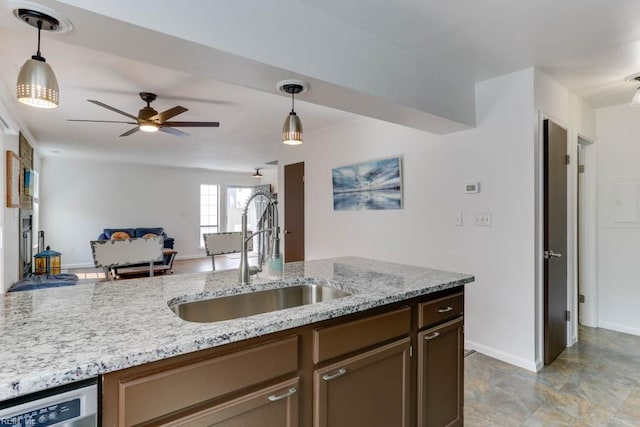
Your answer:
1;397;80;426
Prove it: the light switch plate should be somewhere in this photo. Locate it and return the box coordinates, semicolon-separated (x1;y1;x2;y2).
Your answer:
454;213;463;226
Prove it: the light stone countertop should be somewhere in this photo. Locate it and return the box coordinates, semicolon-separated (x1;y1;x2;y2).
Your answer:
0;256;473;401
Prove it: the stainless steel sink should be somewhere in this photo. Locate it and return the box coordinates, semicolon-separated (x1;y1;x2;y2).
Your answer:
169;284;352;323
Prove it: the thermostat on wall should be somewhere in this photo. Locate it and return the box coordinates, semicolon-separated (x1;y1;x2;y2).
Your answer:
465;182;480;193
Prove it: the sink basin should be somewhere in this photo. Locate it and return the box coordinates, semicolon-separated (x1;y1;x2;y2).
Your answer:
169;284;352;323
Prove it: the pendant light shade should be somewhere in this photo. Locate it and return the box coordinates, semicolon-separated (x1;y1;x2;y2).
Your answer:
277;80;309;145
282;112;303;145
17;57;59;108
15;9;60;109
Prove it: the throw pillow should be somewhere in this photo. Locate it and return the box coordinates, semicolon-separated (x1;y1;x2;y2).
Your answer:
142;233;159;239
110;231;130;240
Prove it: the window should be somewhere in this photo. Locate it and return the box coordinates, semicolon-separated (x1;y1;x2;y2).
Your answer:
200;184;219;246
226;186;254;232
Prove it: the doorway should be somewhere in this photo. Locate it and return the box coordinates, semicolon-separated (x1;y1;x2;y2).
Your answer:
284;162;305;262
543;119;569;365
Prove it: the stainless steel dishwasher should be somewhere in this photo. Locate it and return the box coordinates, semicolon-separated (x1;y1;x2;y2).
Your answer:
0;379;97;426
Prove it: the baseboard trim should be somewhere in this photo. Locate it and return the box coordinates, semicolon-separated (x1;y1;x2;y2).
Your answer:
598;321;640;337
464;339;538;372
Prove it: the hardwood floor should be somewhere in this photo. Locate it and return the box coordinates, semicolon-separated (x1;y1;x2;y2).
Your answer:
69;254;254;281
465;326;640;426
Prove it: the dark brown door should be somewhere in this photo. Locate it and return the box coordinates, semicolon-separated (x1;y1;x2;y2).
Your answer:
544;119;568;365
284;162;305;262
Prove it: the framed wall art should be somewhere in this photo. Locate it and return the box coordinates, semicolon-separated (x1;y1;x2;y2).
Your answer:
6;150;22;208
332;156;403;211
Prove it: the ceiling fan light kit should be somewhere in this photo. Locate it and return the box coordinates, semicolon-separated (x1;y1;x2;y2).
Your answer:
277;80;309;145
15;9;60;109
68;92;220;137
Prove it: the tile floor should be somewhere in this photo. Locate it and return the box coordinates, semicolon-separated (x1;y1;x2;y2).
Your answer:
465;326;640;426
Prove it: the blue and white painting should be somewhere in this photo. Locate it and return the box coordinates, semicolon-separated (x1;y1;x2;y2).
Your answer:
332;157;403;211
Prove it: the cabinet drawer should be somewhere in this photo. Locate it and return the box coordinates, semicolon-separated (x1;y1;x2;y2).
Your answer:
313;307;410;364
115;336;298;426
418;292;463;329
159;377;300;427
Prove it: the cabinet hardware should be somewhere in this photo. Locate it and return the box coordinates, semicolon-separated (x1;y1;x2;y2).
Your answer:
424;332;440;341
267;387;297;402
437;306;453;313
322;368;347;381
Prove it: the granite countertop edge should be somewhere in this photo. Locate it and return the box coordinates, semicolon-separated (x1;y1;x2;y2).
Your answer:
0;256;474;401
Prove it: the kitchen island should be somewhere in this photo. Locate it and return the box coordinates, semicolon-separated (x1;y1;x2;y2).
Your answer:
0;257;473;426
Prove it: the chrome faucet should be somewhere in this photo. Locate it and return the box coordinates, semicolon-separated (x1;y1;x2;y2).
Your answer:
239;190;281;285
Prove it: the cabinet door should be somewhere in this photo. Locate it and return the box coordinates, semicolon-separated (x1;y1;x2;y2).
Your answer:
417;317;463;427
313;337;410;427
160;377;299;427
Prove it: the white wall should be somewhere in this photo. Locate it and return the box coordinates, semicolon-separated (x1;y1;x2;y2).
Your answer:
595;104;640;335
279;68;540;370
278;67;597;371
3;134;19;291
40;158;261;267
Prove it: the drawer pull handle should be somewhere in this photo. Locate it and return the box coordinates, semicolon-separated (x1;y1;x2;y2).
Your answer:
424;332;440;341
438;306;454;313
322;368;347;381
268;387;297;402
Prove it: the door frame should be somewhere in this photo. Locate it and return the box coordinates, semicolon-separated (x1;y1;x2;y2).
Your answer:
576;135;597;329
535;111;574;369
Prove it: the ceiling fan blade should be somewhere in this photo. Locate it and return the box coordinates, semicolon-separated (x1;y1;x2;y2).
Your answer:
159;127;189;137
67;119;137;124
119;127;140;137
88;100;138;120
149;106;188;123
162;121;220;127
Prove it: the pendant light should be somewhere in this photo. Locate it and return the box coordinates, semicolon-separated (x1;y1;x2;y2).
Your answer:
16;9;60;109
277;80;309;145
252;168;263;178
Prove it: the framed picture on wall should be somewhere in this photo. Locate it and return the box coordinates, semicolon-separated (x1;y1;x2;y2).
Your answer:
6;150;22;208
332;156;403;211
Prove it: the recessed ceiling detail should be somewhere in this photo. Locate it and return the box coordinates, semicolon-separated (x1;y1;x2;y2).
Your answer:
8;0;73;33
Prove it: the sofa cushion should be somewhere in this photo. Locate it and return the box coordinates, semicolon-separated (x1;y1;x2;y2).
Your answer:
134;227;164;238
103;228;135;239
111;231;131;240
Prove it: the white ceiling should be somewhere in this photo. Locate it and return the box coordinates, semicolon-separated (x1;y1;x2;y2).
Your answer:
1;0;640;172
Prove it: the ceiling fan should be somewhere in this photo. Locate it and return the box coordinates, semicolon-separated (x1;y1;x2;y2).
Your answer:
67;92;220;137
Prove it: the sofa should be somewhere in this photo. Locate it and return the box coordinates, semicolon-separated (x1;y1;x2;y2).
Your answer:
97;227;175;268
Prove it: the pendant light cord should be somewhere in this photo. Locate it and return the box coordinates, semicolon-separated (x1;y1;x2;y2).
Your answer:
30;19;45;61
291;90;295;113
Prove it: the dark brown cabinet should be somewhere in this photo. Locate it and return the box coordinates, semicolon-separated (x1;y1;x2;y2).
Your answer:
159;377;300;427
417;293;464;427
313;338;411;427
102;288;465;427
